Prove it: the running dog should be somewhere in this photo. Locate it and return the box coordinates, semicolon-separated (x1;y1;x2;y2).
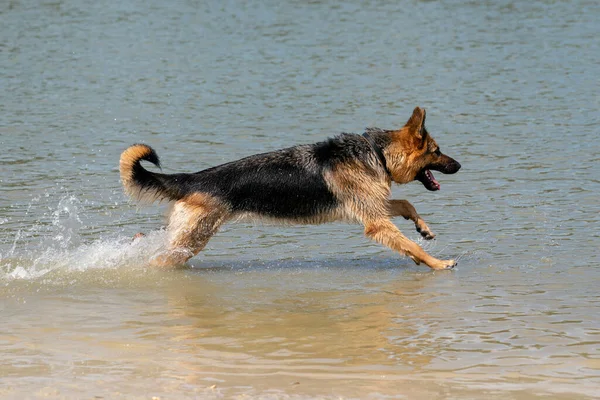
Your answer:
120;107;461;270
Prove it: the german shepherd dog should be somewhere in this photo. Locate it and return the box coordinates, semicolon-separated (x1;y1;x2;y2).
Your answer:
120;107;461;270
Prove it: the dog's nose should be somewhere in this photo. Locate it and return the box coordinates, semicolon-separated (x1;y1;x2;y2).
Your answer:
455;161;461;172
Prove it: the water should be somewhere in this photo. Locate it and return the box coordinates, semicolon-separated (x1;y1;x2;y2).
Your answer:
1;0;599;398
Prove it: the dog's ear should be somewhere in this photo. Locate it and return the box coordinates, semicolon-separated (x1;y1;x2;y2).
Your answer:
405;107;426;138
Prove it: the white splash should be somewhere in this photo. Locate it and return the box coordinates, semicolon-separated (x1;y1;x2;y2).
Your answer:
0;195;167;281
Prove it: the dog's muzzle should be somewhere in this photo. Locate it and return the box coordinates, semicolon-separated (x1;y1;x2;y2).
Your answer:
437;159;461;174
417;156;461;191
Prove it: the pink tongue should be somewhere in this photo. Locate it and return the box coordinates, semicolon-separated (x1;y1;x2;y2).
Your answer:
427;170;440;189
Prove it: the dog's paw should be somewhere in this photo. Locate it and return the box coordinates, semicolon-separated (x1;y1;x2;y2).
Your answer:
415;220;435;240
428;259;456;270
440;259;457;270
132;232;146;243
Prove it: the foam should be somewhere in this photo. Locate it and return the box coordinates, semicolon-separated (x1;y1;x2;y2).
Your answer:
0;195;167;281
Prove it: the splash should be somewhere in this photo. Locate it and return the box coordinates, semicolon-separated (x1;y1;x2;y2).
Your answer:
0;195;167;281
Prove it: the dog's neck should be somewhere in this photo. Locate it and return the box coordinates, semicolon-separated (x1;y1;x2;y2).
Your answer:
362;129;391;178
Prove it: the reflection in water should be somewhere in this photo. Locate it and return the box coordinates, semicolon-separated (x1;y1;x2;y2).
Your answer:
153;269;453;396
2;256;599;398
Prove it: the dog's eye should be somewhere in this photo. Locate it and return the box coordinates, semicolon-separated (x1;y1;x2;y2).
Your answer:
434;148;441;156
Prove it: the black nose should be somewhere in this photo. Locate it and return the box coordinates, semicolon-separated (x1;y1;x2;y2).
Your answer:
445;160;461;174
437;158;461;174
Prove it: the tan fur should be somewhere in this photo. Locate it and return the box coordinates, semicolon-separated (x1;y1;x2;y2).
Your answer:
388;199;435;240
324;160;391;222
119;144;163;203
363;219;452;270
384;108;441;185
384;131;426;184
365;107;455;269
151;193;230;267
321;153;454;270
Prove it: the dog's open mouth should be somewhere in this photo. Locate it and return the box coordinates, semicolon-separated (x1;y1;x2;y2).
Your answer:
416;169;440;191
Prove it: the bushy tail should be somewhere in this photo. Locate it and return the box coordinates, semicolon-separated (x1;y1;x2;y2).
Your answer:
119;144;186;203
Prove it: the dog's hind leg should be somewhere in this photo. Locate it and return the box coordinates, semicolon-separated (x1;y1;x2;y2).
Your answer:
132;232;146;243
150;195;230;268
388;199;435;240
364;219;455;270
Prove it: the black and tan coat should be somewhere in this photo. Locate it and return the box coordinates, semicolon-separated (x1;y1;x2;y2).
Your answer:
120;107;461;270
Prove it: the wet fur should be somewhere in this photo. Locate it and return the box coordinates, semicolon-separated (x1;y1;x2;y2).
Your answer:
120;107;461;270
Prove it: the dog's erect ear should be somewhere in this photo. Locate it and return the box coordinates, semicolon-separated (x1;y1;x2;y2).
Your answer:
405;107;426;139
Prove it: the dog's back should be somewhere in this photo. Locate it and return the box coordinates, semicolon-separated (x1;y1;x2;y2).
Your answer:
120;133;386;220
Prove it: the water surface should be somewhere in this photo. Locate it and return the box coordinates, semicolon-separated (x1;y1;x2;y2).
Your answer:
1;0;599;398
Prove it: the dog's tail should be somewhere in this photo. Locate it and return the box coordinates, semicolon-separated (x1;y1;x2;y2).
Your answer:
119;144;187;203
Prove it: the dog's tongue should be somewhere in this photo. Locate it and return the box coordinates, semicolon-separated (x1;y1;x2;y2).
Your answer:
426;170;440;190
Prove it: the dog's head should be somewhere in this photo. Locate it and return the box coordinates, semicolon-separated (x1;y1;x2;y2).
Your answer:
385;107;461;191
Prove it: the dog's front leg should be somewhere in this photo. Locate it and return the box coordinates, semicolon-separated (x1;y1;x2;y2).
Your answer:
388;199;435;240
364;219;455;270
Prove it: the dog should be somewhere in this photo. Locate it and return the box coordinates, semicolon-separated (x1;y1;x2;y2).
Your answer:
120;107;461;270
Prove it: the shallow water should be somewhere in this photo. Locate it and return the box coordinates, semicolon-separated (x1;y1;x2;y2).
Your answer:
1;0;599;398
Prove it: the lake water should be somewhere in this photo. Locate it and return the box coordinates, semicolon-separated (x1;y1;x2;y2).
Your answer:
1;0;599;398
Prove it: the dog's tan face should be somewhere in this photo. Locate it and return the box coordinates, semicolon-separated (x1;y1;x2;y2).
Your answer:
385;107;461;191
